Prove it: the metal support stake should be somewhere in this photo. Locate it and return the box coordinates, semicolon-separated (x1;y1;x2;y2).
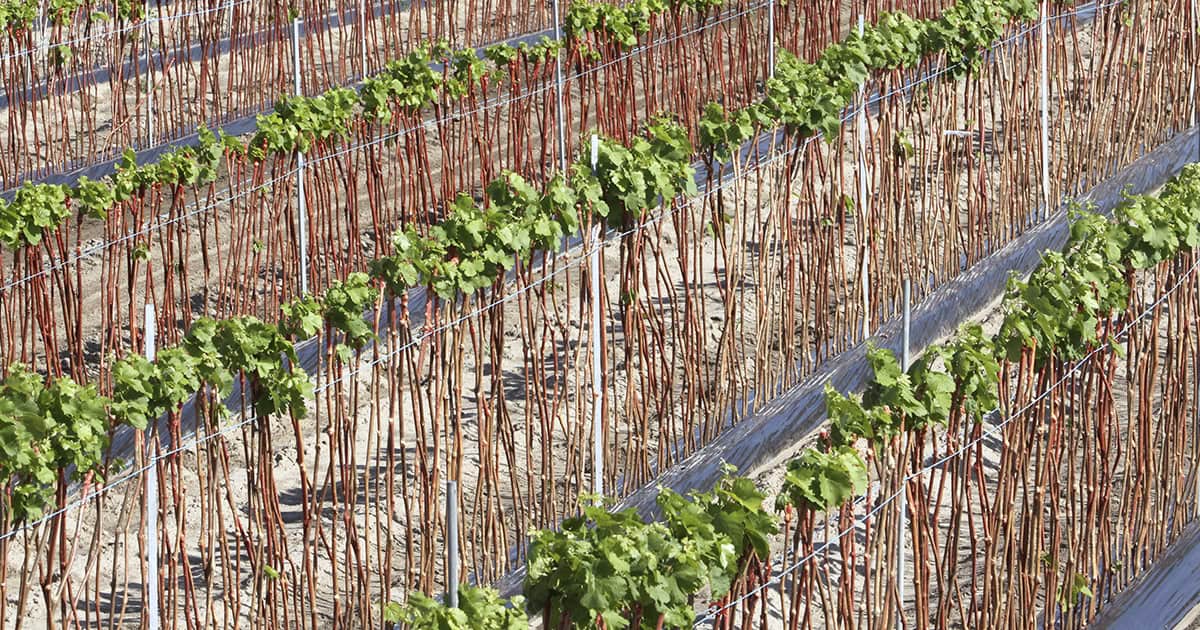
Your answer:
144;303;160;630
857;14;870;341
292;18;309;294
1038;1;1051;221
590;135;604;499
1191;0;1199;128
359;0;369;78
552;0;568;171
766;0;775;78
896;475;907;626
144;16;154;146
145;302;157;363
1194;0;1200;514
896;280;910;628
445;480;459;607
35;0;48;86
901;279;910;370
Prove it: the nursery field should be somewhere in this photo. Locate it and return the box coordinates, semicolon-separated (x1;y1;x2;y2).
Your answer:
0;0;1196;628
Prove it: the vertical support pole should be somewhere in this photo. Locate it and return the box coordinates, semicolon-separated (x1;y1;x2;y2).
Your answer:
359;0;369;78
1038;1;1051;220
144;303;157;363
1194;0;1200;520
291;14;302;133
144;303;160;630
590;135;603;499
35;0;48;90
896;279;909;630
292;17;309;295
445;481;459;607
144;15;154;146
552;0;568;172
766;0;775;78
1191;0;1199;128
896;471;907;626
857;14;870;341
901;279;910;370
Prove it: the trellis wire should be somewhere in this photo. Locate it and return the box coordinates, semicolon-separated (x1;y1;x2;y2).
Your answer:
0;0;764;192
0;0;766;280
0;0;1061;299
0;0;258;66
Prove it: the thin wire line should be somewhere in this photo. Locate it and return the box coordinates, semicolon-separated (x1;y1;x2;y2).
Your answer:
0;0;1009;291
303;1;767;170
0;0;763;269
0;0;258;65
3;0;762;189
0;168;292;292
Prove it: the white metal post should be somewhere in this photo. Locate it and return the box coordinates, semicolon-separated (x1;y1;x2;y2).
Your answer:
292;17;309;295
144;303;160;630
902;280;907;628
144;303;156;363
552;0;568;172
896;279;910;629
35;0;45;49
359;0;369;78
1191;0;1199;128
35;0;48;85
445;480;459;607
896;473;907;626
590;135;603;499
144;15;154;146
1193;0;1199;517
901;279;910;370
766;0;775;78
1038;1;1051;220
857;15;870;341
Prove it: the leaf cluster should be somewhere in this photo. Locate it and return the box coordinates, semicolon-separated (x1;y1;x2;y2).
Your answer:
0;127;226;249
111;315;311;429
701;0;1039;152
311;272;380;359
590;117;696;225
368;119;690;300
0;0;36;31
395;584;527;630
47;0;83;24
250;88;358;157
565;0;728;51
0;366;110;521
997;164;1200;367
782;164;1200;517
527;471;776;630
